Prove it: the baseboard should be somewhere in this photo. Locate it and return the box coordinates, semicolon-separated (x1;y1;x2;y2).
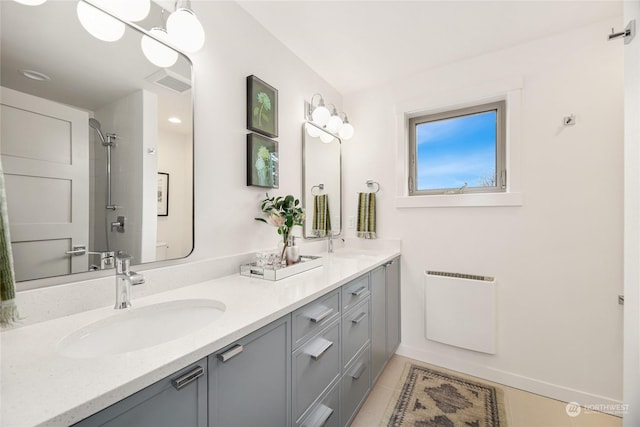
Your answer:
396;344;623;417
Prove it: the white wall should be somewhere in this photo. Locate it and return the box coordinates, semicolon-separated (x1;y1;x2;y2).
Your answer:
157;128;193;259
342;17;624;406
187;1;341;259
623;1;640;424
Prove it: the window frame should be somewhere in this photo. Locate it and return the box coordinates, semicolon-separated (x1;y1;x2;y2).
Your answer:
408;100;506;196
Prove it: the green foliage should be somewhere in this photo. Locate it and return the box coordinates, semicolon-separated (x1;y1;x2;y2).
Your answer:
255;193;305;258
254;92;272;127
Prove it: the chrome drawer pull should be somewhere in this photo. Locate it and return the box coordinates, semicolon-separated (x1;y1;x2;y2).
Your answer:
171;366;204;390
309;306;334;323
217;344;244;362
307;337;334;361
351;286;366;296
302;404;334;427
350;362;366;380
351;312;367;324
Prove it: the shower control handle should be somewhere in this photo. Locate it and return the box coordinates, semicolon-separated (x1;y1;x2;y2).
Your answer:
111;216;125;233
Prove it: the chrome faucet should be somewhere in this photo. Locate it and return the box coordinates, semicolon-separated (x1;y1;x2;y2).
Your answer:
114;253;145;309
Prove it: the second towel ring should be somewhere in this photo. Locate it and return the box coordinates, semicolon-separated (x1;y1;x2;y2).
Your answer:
366;180;380;193
311;184;324;195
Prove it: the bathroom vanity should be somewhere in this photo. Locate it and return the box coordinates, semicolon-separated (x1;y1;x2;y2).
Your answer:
0;246;400;427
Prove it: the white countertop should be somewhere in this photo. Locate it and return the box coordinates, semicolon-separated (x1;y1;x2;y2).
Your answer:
1;246;400;427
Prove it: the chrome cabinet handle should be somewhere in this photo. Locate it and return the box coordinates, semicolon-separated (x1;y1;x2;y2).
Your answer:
309;306;334;323
351;312;367;324
302;404;334;427
307;337;334;361
351;286;366;296
349;362;366;380
171;366;204;390
217;344;244;362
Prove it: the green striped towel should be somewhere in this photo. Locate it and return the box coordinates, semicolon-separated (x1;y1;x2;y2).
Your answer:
357;192;377;239
0;159;19;326
312;194;332;237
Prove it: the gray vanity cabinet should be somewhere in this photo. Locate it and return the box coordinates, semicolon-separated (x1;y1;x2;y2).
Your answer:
371;257;401;383
74;359;208;427
208;315;292;427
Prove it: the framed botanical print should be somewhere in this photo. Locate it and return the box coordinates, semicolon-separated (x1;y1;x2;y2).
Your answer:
247;133;279;188
247;75;278;138
157;172;169;216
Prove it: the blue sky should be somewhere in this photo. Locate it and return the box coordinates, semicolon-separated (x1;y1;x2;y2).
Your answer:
416;111;496;190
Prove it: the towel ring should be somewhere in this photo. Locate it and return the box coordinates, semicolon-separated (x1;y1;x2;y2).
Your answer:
311;184;324;195
366;180;380;193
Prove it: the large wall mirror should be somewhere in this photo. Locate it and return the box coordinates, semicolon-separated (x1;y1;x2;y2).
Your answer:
0;1;194;286
302;122;341;238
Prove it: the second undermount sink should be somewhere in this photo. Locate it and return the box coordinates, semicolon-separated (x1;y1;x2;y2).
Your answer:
57;299;226;359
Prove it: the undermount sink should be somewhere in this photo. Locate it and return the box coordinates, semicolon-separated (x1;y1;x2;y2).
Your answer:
57;299;226;359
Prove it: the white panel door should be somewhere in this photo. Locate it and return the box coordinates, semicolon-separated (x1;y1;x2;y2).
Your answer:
0;87;89;281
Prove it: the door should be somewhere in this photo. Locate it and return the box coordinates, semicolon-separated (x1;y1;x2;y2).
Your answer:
0;86;89;281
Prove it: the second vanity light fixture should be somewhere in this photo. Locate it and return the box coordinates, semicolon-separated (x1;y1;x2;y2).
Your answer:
72;0;205;65
307;94;355;141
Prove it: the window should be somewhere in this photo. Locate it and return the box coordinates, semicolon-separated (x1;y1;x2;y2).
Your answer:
408;101;506;195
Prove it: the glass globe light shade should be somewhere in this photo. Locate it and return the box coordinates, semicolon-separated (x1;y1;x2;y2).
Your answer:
141;28;178;68
13;0;47;5
311;105;330;126
320;132;334;144
77;1;125;42
339;122;354;140
306;123;322;138
167;8;205;53
326;114;343;134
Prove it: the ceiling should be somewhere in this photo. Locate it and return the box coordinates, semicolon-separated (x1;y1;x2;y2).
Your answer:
236;0;623;95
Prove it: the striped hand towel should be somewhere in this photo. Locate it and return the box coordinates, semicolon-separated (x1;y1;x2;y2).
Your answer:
0;159;19;326
357;192;377;239
312;194;332;237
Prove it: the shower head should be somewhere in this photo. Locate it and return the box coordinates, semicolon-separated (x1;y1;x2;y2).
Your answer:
88;118;106;144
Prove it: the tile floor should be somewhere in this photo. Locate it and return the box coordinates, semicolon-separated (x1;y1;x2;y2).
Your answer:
351;355;622;427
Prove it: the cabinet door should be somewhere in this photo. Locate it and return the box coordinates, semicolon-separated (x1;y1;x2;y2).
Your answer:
386;258;401;357
370;266;386;383
209;315;291;427
74;359;208;427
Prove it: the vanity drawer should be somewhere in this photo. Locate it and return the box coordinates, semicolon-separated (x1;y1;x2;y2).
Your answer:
342;298;370;368
293;319;341;421
297;381;340;427
341;346;371;427
341;275;369;312
293;289;340;349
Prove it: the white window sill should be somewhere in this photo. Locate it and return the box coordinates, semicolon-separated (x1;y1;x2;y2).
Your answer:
395;192;523;208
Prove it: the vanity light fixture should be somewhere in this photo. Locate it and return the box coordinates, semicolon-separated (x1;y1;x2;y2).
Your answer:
168;117;182;124
306;94;355;141
166;0;205;54
320;132;335;144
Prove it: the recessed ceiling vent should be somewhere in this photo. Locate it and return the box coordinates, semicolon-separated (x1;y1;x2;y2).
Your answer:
145;69;191;94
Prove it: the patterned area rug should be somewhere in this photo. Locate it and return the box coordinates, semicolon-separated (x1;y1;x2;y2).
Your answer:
382;363;507;427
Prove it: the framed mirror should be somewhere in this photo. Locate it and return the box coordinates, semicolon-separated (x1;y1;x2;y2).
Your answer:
302;122;341;238
0;0;194;286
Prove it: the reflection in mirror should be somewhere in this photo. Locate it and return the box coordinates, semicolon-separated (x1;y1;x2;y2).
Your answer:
302;122;341;238
0;1;194;285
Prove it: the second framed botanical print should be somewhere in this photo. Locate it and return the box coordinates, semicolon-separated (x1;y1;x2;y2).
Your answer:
247;75;278;138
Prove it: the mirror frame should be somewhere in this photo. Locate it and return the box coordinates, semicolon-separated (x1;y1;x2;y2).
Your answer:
2;0;196;291
301;121;342;239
